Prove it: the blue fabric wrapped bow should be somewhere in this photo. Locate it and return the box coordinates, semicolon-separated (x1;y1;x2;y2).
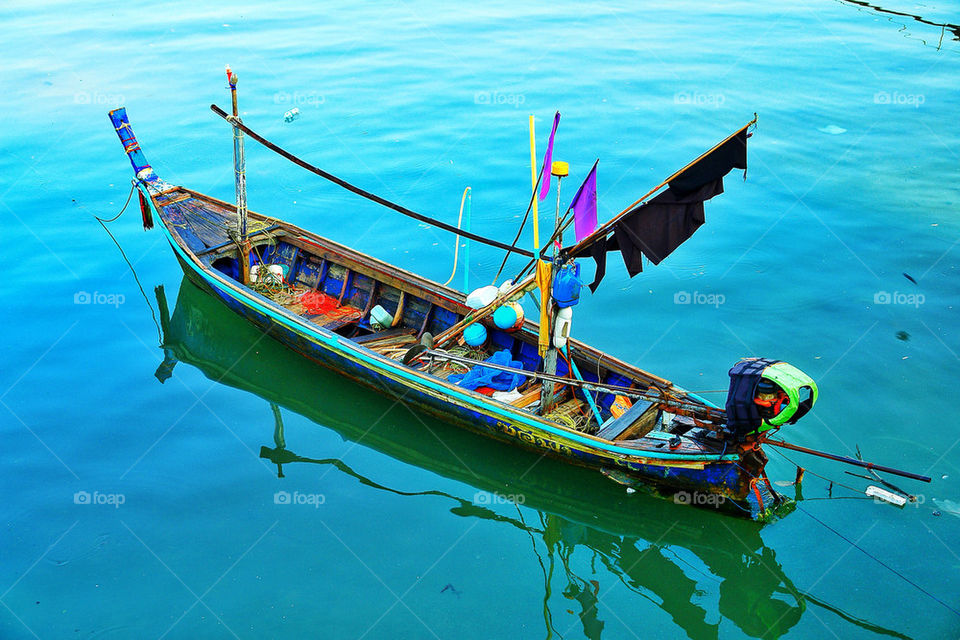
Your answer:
448;349;529;391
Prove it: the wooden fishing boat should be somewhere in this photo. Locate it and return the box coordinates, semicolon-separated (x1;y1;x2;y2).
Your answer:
108;80;831;520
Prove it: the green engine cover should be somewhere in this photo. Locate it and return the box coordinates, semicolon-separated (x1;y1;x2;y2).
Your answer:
758;362;818;430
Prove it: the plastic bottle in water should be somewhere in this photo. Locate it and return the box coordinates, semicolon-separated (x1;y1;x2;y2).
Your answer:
283;107;300;123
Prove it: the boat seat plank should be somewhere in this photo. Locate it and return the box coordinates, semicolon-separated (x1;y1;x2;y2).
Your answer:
305;310;361;330
667;415;698;436
596;398;659;442
196;225;283;256
354;328;416;346
511;385;542;408
367;335;418;355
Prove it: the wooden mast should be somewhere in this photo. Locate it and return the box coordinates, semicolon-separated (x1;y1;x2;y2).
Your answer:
226;65;251;285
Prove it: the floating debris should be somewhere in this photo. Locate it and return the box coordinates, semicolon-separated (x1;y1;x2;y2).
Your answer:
866;485;907;506
818;125;847;135
283;108;300;123
933;499;960;518
903;272;918;285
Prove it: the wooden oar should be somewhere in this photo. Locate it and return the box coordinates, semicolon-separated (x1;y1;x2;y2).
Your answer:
764;438;932;483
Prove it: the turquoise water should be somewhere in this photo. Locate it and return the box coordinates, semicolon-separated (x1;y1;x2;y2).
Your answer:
2;1;959;637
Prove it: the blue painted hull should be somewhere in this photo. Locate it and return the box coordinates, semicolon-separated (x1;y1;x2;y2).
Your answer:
173;247;781;520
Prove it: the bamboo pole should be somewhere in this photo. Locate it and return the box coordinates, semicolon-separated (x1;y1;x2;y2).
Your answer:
434;273;538;348
764;438;932;482
226;65;251;285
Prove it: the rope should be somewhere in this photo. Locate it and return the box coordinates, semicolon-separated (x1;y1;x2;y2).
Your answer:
209;104;535;258
767;446;960;617
99;183;136;223
769;446;869;496
93;182;162;344
443;187;471;287
796;504;960;618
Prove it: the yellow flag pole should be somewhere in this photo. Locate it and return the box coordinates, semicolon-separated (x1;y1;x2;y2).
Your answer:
528;115;540;251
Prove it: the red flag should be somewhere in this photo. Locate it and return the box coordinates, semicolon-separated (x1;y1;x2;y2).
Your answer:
538;112;561;201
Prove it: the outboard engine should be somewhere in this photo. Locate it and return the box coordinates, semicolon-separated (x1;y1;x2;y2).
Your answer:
724;358;818;441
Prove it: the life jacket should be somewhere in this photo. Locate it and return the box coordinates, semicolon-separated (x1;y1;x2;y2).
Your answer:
725;358;782;439
725;358;819;440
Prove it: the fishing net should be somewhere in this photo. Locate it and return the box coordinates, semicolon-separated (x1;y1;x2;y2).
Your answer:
299;291;357;318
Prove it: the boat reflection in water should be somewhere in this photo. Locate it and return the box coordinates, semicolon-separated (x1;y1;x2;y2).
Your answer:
156;278;904;639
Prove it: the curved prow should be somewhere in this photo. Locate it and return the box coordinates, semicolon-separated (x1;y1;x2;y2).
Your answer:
108;107;154;181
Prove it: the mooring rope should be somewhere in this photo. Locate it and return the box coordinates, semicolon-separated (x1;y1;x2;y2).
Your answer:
93;181;162;344
796;504;960;618
767;447;959;618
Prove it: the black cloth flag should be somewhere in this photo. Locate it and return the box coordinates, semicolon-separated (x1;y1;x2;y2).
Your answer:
570;125;749;292
668;128;747;196
575;178;724;292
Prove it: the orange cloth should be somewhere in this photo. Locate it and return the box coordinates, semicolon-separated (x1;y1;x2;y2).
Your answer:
535;260;552;356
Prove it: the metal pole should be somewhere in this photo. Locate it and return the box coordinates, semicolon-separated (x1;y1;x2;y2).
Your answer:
553;175;563;260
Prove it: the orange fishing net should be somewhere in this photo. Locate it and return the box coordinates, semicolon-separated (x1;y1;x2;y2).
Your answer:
300;291;343;314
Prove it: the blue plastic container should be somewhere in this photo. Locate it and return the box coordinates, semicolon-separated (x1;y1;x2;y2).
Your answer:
552;262;582;308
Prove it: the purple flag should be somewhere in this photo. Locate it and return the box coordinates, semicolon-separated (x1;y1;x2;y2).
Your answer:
569;160;598;242
538;112;561;201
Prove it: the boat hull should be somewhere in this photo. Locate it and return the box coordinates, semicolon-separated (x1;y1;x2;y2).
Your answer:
171;244;784;520
108;104;785;520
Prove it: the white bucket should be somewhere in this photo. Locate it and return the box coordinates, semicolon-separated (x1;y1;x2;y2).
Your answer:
250;264;285;284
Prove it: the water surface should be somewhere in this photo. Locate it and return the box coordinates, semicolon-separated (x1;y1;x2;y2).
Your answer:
1;1;958;638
